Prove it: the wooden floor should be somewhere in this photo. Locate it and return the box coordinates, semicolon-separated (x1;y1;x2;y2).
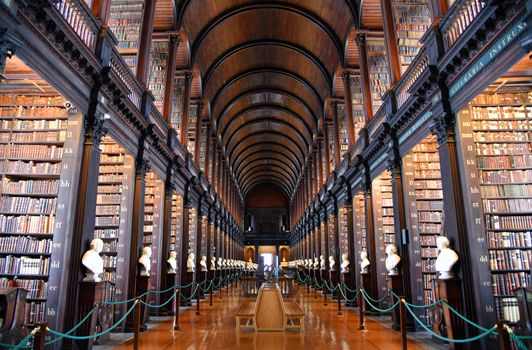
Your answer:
108;284;441;350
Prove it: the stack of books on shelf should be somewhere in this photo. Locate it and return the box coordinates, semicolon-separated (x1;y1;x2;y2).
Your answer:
366;38;390;114
148;40;169;114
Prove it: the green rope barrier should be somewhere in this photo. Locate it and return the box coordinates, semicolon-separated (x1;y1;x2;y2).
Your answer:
440;300;494;333
179;284;200;301
360;288;393;303
0;326;38;349
46;301;138;341
339;286;358;302
403;301;496;343
323;280;338;292
198;280;213;293
360;289;400;313
140;293;176;309
343;283;358;293
313;277;323;289
507;325;530;350
404;300;442;309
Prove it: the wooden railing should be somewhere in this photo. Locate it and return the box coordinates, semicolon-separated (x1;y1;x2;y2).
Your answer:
53;0;99;50
150;107;168;140
440;0;488;50
109;50;142;109
395;46;429;110
368;105;387;142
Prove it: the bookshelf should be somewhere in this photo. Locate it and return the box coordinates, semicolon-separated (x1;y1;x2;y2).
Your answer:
366;38;390;114
0;93;81;327
144;172;163;302
200;215;207;259
353;192;366;269
402;136;444;326
188;207;197;258
199;124;207;172
170;78;185;140
171;193;183;254
186;105;198;154
350;76;365;140
108;0;145;75
320;220;326;258
320;137;327;181
148;40;169;114
327;122;336;170
372;170;395;306
328;212;336;258
337;104;349;153
391;0;431;74
95;137;135;324
457;88;531;323
339;206;348;257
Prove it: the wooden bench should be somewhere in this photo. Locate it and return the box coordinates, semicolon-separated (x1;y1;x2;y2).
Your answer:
283;301;305;331
235;301;256;331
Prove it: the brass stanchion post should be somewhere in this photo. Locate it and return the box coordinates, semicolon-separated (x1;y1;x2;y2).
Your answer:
32;323;47;350
399;297;406;350
134;298;141;350
174;288;180;331
358;288;366;331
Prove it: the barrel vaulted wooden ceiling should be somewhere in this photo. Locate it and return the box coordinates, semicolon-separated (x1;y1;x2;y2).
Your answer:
154;0;384;201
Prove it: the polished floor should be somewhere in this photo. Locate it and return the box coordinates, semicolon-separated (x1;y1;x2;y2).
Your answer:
105;284;443;350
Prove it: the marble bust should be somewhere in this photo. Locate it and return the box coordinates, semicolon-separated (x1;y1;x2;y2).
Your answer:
329;255;336;272
435;236;459;279
385;244;401;276
82;238;104;282
246;258;253;270
139;246;152;277
313;257;319;270
217;257;223;270
187;252;195;273
340;253;350;274
320;255;326;271
200;255;208;272
210;256;216;271
167;251;177;274
360;251;370;274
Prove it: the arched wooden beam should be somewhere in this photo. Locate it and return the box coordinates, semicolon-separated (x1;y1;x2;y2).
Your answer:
241;166;295;192
233;148;300;180
202;39;331;93
220;104;312;144
229;142;304;169
210;68;323;118
242;173;293;197
243;178;291;199
239;162;297;188
227;130;306;167
215;87;317;131
236;157;298;186
189;2;344;66
225;119;310;157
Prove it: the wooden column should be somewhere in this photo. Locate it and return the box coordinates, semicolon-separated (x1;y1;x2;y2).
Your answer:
136;0;156;85
342;71;356;147
428;0;449;20
318;136;324;186
124;141;150;330
159;177;175;314
91;0;111;23
179;195;191;293
194;101;204;167
316;216;322;258
314;152;319;195
195;196;204;280
217;152;222;194
163;35;179;122
180;72;193;146
322;120;331;178
344;192;357;296
363;180;379;299
330;101;341;165
211;141;218;188
380;0;401;84
355;34;373;122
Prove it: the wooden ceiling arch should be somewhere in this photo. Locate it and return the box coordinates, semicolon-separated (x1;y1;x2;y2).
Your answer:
243;179;292;200
174;0;358;198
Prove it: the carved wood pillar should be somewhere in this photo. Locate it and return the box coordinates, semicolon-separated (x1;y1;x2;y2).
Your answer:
136;0;156;85
362;177;379;299
194;101;204;167
342;71;356;147
91;0;111;24
380;0;401;84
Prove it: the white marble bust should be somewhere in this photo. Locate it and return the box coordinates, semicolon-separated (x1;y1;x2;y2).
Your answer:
210;256;216;271
139;246;152;277
360;251;370;274
385;244;401;276
246;257;253;270
329;255;336;272
221;258;227;269
435;236;459;279
187;252;195;273
340;253;350;274
167;251;177;274
313;257;319;270
303;258;307;268
82;238;104;282
200;255;208;272
217;257;223;270
320;255;326;271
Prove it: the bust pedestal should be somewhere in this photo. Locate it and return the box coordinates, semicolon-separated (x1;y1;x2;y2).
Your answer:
329;271;339;298
77;281;105;349
180;272;194;306
162;273;177;315
343;273;357;307
434;278;465;350
387;275;403;330
361;274;378;315
199;270;207;299
137;275;150;331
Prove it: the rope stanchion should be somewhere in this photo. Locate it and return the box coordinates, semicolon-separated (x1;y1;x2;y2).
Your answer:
133;297;141;350
0;325;40;349
358;287;366;331
399;298;407;350
506;324;530;350
31;324;46;350
140;293;176;309
360;289;400;313
402;301;496;343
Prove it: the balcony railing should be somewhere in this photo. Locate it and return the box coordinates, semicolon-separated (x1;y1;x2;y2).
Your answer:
109;50;142;110
395;46;429;110
53;0;98;50
441;0;488;50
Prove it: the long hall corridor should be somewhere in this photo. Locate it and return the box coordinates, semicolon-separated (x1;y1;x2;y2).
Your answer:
104;285;439;350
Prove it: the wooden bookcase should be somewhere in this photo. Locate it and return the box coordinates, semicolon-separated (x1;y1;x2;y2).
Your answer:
186;105;198;154
327;212;336;258
187;207;197;262
366;38;390;115
170;78;185;141
390;0;431;75
327;122;336;170
108;0;145;74
171;193;183;254
402;136;444;325
337;105;349;153
200;215;207;259
372;170;395;306
148;39;169;114
457;88;531;324
350;76;365;141
338;206;348;256
199;124;208;172
95;137;135;323
0;94;82;329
